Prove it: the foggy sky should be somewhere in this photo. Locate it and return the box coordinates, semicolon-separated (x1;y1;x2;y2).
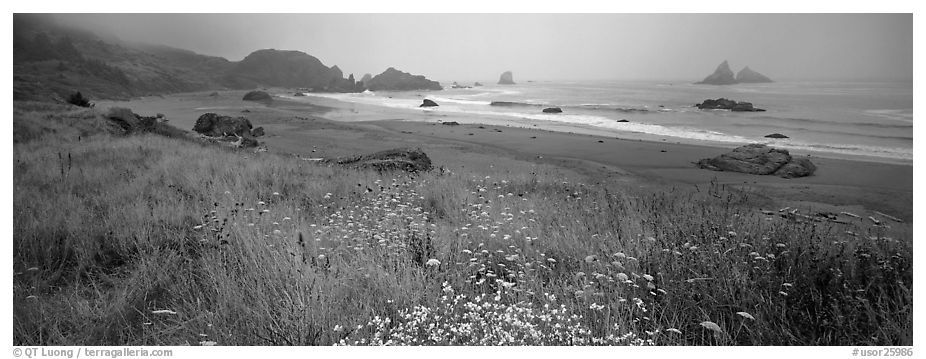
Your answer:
51;13;912;82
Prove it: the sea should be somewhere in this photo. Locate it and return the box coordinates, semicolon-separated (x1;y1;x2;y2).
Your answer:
292;80;913;164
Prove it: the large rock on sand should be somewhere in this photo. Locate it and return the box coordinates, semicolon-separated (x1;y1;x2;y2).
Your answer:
696;144;816;178
420;99;439;107
696;60;737;85
193;113;254;137
242;90;272;102
328;148;433;173
498;71;515;85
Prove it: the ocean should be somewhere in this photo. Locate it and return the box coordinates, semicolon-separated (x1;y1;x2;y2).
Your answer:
293;80;913;163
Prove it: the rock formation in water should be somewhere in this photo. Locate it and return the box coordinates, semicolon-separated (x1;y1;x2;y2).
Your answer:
498;71;515;85
542;107;563;113
420;99;439;107
359;73;373;87
366;67;443;91
736;66;774;83
696;98;765;112
696;144;816;178
696;60;737;85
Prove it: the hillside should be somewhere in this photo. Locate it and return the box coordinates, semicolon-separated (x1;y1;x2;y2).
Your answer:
13;14;366;102
223;49;362;92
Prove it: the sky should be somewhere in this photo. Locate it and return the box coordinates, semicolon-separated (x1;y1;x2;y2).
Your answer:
51;13;913;83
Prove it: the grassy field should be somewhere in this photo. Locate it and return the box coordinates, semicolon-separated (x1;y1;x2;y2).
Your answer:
13;102;913;346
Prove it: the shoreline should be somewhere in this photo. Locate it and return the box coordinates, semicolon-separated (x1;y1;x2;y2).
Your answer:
286;92;913;166
95;89;914;221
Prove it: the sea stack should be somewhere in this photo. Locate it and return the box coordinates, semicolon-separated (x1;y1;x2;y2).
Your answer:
736;66;774;83
696;60;737;85
498;71;515;85
359;73;373;87
366;67;443;91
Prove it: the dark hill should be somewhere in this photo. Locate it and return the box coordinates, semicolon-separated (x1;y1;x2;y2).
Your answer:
366;67;443;91
13;14;366;102
223;49;361;92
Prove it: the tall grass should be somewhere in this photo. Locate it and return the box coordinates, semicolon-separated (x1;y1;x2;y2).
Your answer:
13;103;912;345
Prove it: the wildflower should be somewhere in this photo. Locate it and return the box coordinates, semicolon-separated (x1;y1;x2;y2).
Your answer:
199;341;217;346
736;312;755;320
584;255;598;263
779;291;789;296
193;225;203;230
273;192;280;196
546;258;557;263
616;273;629;281
426;259;441;267
642;274;654;281
614;252;626;259
258;201;266;206
699;321;723;333
666;328;682;334
152;309;177;315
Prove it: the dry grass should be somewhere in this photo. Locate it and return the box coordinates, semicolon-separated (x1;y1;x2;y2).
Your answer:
13;102;912;346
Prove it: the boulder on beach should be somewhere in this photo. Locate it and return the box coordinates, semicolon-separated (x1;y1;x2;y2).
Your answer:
498;71;515;85
193;113;254;137
773;158;816;179
474;82;483;87
764;133;789;139
442;121;460;126
617;119;630;123
328;148;433;173
696;98;765;112
736;66;774;83
251;126;265;137
696;143;816;178
293;92;306;97
542;107;563;113
420;99;439;107
696;60;737;85
242;90;272;102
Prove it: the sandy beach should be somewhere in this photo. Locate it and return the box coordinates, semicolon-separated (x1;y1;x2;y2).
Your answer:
98;90;914;222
